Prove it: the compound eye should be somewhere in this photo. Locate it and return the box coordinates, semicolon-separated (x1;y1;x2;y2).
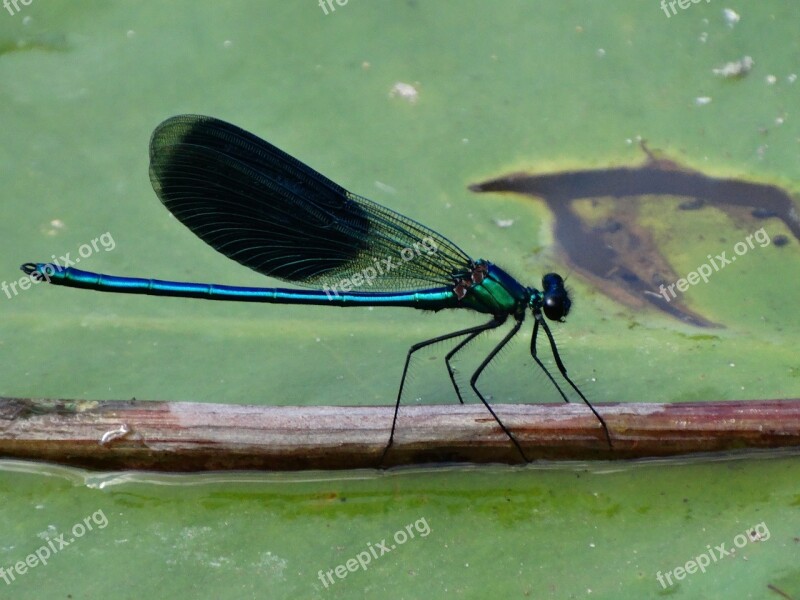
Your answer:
541;273;571;321
543;294;568;321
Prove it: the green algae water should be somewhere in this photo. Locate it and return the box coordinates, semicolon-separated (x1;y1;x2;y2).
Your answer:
0;1;798;598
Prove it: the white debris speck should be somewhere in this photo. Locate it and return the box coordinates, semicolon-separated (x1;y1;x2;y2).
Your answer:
788;74;797;84
256;551;288;578
389;82;419;103
374;180;397;194
699;32;708;43
596;48;605;58
223;40;233;49
99;423;131;446
695;96;712;106
492;218;514;228
712;56;754;78
765;75;777;85
723;8;740;27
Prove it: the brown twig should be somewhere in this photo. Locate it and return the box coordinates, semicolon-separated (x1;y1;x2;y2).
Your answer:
1;397;799;471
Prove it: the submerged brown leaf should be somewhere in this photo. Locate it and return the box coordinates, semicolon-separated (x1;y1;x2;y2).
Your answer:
471;151;798;327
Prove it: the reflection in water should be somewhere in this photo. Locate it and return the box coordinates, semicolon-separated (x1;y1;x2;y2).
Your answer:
471;152;798;328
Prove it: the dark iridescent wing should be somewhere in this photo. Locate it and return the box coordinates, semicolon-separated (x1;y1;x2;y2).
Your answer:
148;115;473;292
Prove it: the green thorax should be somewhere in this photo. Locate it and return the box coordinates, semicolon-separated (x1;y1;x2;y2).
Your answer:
456;260;531;316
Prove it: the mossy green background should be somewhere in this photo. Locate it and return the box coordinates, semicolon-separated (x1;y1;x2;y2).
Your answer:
0;1;798;598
